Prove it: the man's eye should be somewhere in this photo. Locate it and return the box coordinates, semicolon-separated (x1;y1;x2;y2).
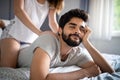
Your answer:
70;26;75;28
80;26;85;31
80;26;84;29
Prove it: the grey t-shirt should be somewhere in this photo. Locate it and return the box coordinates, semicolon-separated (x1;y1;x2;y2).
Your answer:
18;33;92;68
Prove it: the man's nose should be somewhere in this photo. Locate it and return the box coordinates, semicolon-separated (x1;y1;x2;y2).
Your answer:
74;27;81;34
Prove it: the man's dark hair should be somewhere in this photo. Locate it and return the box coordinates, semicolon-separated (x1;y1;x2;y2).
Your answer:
58;9;89;29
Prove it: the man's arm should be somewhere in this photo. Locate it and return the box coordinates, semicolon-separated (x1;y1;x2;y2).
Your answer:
82;26;115;73
30;48;101;80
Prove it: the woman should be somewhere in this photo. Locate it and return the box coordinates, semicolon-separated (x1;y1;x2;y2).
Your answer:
0;0;64;68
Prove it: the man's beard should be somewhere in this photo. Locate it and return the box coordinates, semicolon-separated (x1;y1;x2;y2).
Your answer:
62;32;82;47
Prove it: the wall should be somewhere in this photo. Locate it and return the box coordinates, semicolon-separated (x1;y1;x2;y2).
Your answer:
91;37;120;55
0;0;14;20
59;0;80;17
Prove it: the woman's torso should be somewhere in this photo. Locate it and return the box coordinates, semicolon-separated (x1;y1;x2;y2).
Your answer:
8;0;49;43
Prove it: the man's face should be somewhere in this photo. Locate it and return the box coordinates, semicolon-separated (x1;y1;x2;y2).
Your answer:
61;17;86;47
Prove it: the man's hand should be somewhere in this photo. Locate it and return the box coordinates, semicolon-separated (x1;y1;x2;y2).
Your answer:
82;26;91;46
83;64;101;77
83;26;91;41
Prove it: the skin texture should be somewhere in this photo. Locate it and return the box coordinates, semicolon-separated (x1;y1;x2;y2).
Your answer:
30;17;115;80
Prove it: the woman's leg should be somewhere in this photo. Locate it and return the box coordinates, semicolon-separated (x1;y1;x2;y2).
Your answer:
0;38;20;68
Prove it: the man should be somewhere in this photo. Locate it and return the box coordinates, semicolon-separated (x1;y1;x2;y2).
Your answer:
18;9;114;80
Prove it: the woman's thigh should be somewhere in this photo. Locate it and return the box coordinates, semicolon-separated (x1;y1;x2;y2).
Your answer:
0;38;20;67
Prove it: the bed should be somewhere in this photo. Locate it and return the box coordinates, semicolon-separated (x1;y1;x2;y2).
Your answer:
0;53;120;80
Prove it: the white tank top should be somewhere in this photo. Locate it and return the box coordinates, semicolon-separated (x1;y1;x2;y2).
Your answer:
9;0;49;43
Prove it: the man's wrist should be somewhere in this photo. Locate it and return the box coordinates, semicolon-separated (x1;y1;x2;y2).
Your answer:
82;69;90;78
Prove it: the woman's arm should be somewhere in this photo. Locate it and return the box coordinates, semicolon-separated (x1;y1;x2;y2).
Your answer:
14;0;41;35
82;26;115;73
48;8;59;33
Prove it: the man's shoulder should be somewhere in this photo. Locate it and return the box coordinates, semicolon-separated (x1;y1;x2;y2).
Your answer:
33;31;59;47
37;31;59;43
40;31;57;38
